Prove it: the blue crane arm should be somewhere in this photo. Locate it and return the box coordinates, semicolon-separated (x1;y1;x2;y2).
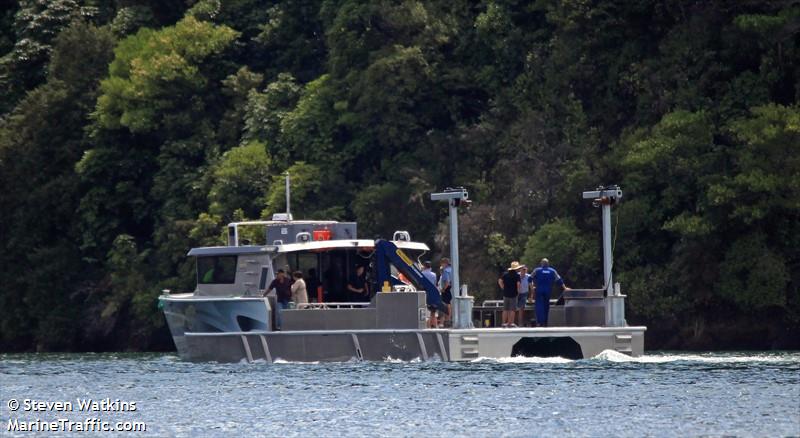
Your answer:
373;239;447;314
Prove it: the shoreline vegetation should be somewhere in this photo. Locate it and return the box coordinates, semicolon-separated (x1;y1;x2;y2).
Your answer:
0;1;798;353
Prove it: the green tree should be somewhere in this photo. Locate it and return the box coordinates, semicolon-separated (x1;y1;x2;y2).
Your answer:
0;0;95;114
263;161;345;220
523;219;599;287
277;74;339;164
242;72;302;156
718;232;789;311
208;141;272;219
80;15;240;254
253;0;327;82
94;16;239;134
710;104;800;315
0;21;115;351
2;0;799;352
709;104;800;225
218;66;264;147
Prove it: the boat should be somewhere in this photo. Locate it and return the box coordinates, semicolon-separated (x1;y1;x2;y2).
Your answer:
159;185;645;362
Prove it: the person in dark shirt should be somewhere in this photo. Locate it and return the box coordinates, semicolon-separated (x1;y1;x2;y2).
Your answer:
324;259;345;302
306;268;320;302
266;269;293;303
265;269;293;329
438;258;453;327
347;265;369;302
498;261;523;328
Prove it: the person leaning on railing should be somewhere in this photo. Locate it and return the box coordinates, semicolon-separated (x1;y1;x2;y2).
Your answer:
531;258;570;327
421;261;440;328
265;269;293;330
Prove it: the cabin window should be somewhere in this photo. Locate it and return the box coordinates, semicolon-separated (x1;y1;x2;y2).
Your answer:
289;252;319;276
227;226;237;246
197;256;237;284
258;266;270;290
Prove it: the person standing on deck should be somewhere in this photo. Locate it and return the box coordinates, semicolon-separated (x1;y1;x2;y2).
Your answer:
265;269;293;330
438;258;453;327
323;260;345;302
517;265;532;326
498;261;523;328
347;265;369;302
421;261;440;328
531;258;570;327
306;268;320;302
291;271;309;305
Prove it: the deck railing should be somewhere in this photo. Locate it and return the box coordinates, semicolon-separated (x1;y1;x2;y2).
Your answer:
480;288;606;307
480;299;557;307
294;302;371;310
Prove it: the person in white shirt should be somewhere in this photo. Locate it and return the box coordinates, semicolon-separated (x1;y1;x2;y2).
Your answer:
517;265;532;326
291;271;308;305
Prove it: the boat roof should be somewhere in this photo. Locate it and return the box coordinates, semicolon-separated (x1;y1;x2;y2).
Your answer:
188;246;277;256
276;239;429;253
227;220;339;227
187;240;429;256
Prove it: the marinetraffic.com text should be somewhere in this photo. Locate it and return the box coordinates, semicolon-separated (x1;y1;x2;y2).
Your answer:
5;398;146;433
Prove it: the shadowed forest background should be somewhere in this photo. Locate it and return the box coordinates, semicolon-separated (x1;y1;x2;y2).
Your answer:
0;0;798;352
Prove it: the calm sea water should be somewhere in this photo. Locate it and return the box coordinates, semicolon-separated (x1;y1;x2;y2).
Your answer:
1;351;798;437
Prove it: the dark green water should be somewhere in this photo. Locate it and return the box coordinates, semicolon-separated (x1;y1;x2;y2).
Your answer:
1;351;798;437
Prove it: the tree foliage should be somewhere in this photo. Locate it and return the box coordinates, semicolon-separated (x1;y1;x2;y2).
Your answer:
94;16;239;133
1;0;798;352
209;140;272;219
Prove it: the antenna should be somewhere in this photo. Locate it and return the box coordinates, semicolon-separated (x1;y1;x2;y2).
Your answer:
285;171;291;216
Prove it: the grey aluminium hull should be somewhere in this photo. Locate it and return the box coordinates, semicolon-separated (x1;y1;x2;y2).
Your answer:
161;296;271;357
178;327;645;363
161;291;645;363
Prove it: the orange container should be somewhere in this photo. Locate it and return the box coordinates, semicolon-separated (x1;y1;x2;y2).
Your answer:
313;229;332;241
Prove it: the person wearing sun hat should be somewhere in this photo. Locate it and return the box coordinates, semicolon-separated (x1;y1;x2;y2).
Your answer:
497;261;524;327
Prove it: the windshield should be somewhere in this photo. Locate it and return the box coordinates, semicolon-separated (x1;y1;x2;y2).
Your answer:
197;256;237;284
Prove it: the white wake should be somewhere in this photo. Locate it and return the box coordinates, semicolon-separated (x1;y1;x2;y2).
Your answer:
592;349;800;364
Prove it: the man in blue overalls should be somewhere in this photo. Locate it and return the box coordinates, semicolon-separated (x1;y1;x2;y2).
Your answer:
531;258;570;327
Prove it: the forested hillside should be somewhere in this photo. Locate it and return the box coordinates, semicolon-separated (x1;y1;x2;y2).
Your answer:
1;0;798;352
